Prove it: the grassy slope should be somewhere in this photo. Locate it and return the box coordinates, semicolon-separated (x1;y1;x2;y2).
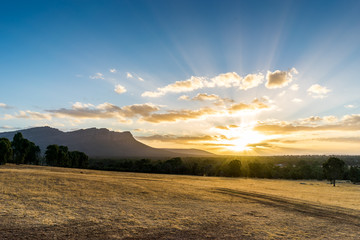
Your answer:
0;164;359;239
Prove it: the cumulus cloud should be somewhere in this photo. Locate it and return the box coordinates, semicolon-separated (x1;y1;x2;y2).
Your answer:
109;68;117;73
265;68;298;89
142;71;267;97
192;93;221;101
307;84;331;98
142;76;206;97
114;84;127;94
228;98;270;113
239;73;264;90
178;95;190;101
89;72;105;80
209;72;241;88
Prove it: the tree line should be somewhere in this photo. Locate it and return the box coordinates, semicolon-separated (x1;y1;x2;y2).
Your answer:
0;133;88;168
89;156;360;185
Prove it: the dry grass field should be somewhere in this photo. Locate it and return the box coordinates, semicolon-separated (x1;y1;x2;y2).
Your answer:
1;164;360;239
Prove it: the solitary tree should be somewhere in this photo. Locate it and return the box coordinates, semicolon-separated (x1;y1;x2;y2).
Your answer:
322;157;345;187
0;138;12;165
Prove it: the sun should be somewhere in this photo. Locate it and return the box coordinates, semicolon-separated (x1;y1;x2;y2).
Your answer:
213;125;268;153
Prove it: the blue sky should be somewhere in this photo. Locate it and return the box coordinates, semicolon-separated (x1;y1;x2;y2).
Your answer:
1;0;360;154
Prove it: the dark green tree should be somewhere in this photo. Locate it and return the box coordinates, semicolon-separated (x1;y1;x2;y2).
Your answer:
58;146;70;167
69;151;89;168
45;144;59;166
0;138;12;165
322;157;345;186
12;132;30;164
349;166;360;183
224;160;242;177
24;140;41;165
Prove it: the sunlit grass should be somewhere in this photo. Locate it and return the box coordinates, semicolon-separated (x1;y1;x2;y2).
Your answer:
0;164;359;239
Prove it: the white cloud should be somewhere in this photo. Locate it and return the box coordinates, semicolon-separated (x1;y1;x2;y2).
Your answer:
192;93;221;101
307;84;331;99
208;72;241;88
178;95;190;101
3;111;52;120
292;98;303;103
110;68;117;73
265;68;298;89
138;77;144;82
89;72;105;80
239;73;264;90
142;69;295;98
290;84;299;91
114;84;127;94
142;76;206;97
345;104;356;109
126;72;133;79
278;91;286;97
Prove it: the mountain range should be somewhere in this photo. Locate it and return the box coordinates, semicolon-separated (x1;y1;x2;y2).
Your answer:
0;127;215;159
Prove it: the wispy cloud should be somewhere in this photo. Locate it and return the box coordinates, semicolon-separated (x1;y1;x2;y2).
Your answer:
89;72;105;80
0;103;12;109
292;98;303;103
126;72;133;78
290;84;299;91
141;108;218;123
265;68;298;89
307;84;331;98
3;111;52;120
114;84;127;94
110;68;117;73
48;102;160;122
0;125;18;130
345;104;356;109
254;114;360;135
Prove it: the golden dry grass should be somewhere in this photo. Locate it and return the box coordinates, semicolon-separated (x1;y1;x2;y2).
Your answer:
0;164;359;239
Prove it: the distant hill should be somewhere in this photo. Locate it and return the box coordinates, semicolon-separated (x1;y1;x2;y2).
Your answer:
0;127;215;159
162;148;216;157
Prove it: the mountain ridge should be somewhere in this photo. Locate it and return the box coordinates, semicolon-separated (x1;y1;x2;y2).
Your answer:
0;126;215;158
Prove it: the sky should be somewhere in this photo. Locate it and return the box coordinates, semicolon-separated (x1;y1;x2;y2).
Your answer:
1;0;360;155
